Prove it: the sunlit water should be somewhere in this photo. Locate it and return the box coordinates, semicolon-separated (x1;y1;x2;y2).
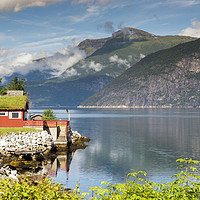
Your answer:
30;108;200;193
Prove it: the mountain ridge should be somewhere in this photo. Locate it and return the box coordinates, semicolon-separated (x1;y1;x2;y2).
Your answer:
26;27;196;107
80;38;200;108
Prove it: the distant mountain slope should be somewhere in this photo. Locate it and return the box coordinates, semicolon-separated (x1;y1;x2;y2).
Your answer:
80;38;200;108
27;75;112;107
78;37;111;56
27;28;195;107
60;28;194;82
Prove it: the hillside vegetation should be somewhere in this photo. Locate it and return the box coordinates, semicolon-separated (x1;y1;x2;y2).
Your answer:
81;38;200;108
27;28;195;107
61;28;194;81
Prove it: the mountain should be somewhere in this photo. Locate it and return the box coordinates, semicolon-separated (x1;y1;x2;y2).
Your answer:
27;75;112;107
27;27;195;107
80;38;200;108
60;27;194;81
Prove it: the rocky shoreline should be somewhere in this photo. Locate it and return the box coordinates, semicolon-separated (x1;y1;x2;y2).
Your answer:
67;127;90;148
0;164;18;180
0;131;54;157
78;105;198;109
0;129;90;179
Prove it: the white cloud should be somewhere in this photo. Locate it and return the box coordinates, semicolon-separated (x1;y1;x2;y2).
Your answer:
87;61;103;71
46;45;86;76
20;36;79;49
98;0;116;4
179;20;200;38
11;53;33;67
0;0;118;13
17;35;85;54
149;0;200;8
80;60;104;72
0;48;13;59
109;54;131;68
140;53;145;59
69;5;99;23
165;0;200;7
0;52;35;77
0;33;15;42
0;44;86;78
0;0;66;12
72;0;94;4
72;0;117;4
63;68;79;78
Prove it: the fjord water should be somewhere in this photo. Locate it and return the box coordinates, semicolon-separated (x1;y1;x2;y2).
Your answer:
30;108;200;192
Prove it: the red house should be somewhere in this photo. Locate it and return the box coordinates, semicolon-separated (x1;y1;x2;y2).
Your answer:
0;91;29;127
0;91;69;144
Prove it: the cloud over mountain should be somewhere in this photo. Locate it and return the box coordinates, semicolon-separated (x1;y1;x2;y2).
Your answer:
109;55;131;69
0;44;86;78
179;20;200;38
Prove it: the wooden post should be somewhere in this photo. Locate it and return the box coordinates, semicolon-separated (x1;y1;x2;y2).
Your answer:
66;109;70;121
65;121;68;143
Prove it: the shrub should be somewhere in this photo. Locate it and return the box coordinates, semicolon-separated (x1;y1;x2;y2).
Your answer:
42;109;57;120
0;158;200;199
0;176;84;200
89;158;200;199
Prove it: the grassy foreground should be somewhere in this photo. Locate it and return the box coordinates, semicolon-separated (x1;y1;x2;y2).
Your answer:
0;158;200;199
0;127;39;136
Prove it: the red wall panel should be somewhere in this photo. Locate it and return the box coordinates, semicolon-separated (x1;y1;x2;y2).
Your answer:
0;111;24;127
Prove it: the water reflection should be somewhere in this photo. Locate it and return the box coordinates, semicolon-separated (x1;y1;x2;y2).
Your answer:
45;151;74;180
2;150;76;183
28;108;200;191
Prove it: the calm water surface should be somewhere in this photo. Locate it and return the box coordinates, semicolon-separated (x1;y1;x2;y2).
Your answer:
30;108;200;192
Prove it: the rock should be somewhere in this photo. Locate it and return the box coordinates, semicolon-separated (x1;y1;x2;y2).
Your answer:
8;174;18;180
0;131;54;157
0;164;19;180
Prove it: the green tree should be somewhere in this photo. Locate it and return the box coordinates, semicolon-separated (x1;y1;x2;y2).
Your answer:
7;76;27;91
0;78;7;95
42;109;57;120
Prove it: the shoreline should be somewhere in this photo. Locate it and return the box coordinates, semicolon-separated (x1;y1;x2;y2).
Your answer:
77;105;199;109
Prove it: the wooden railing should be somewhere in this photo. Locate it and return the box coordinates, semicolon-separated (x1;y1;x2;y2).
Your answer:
23;120;44;127
23;120;69;128
57;120;69;126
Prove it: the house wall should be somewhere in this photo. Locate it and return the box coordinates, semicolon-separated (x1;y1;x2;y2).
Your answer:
0;111;24;127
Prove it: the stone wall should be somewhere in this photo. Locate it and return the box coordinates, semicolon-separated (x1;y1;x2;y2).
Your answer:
7;90;24;96
0;131;54;157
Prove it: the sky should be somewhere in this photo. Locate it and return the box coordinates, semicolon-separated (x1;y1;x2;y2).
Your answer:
0;0;200;80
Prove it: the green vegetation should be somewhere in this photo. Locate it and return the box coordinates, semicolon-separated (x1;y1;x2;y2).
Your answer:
0;95;28;110
0;76;27;96
7;76;27;91
0;127;39;136
61;33;195;82
0;78;7;95
0;176;83;200
89;158;200;199
42;109;57;120
1;158;200;199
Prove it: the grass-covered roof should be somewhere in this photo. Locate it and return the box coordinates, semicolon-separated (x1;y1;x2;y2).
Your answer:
0;95;28;110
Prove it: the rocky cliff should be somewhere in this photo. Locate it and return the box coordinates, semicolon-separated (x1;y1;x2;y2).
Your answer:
80;39;200;108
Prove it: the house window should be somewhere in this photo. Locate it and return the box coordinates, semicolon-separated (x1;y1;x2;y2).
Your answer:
9;112;22;119
12;113;19;118
0;112;8;116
